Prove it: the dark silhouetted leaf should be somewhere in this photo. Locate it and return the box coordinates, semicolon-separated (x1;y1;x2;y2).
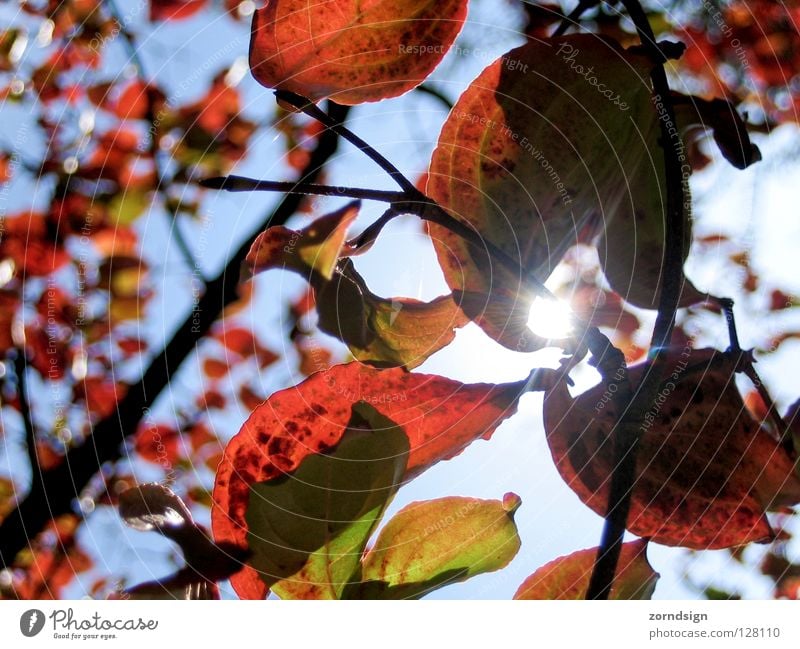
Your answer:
544;349;800;548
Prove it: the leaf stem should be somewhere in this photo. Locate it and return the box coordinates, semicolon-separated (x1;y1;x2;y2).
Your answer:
552;0;601;37
585;0;687;600
275;90;419;195
199;175;406;203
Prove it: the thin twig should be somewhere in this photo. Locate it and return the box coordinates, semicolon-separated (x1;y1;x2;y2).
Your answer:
720;299;793;453
552;0;600;37
415;84;454;111
204;171;561;304
585;0;687;600
275;90;420;195
199;176;406;203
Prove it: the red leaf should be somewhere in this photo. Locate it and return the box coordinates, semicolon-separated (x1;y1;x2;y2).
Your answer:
197;389;226;410
212;362;532;598
427;35;703;349
203;358;230;379
544;349;800;549
239;385;264;411
117;337;147;355
514;539;658;600
135;424;181;465
75;378;124;420
150;0;208;21
214;327;257;357
249;0;467;104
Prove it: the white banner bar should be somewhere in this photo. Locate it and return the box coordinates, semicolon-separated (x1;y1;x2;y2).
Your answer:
0;600;797;648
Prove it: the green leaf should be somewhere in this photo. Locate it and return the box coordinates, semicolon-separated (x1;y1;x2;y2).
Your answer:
352;493;522;599
108;190;150;226
244;401;410;599
514;539;658;600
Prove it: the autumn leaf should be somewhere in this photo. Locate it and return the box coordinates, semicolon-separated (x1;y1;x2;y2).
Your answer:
543;348;800;548
134;424;181;466
354;494;522;599
245;402;409;599
212;361;537;598
672;94;761;170
245;202;467;368
150;0;208;22
246;201;359;281
427;34;705;351
249;0;467;104
514;539;658;600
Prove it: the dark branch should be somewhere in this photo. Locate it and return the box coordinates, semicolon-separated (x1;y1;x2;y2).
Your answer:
585;0;686;600
199;176;405;203
552;0;601;37
13;349;38;483
0;103;352;569
275;90;419;195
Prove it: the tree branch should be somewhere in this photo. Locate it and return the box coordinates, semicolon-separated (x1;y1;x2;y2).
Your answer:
275;90;419;195
0;103;351;569
585;0;686;600
13;349;38;485
552;0;601;37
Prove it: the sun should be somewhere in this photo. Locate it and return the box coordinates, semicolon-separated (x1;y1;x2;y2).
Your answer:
527;296;575;340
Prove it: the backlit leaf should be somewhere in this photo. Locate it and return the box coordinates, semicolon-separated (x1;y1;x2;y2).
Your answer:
514;539;658;600
246;203;467;368
427;34;702;351
249;0;467;104
212;361;535;598
316;259;467;368
354;494;522;599
543;348;800;548
245;402;409;599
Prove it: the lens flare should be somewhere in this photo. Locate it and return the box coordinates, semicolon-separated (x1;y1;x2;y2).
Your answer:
527;296;575;340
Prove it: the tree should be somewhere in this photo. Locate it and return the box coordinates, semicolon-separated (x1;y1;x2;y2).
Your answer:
0;0;798;601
